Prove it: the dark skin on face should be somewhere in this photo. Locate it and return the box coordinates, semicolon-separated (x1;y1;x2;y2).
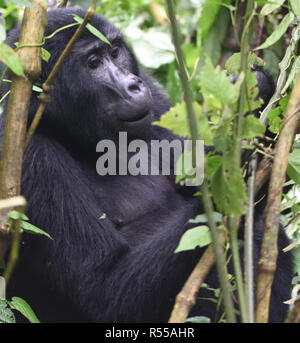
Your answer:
83;36;153;123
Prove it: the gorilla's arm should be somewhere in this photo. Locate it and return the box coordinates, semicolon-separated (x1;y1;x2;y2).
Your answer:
21;134;200;323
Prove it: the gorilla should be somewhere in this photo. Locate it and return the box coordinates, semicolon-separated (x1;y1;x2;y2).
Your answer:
0;8;292;323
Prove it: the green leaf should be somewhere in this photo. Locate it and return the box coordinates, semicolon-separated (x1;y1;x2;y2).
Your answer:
243;70;262;113
174;226;211;253
153;101;213;145
206;155;222;178
290;0;300;16
9;210;29;221
0;42;25;77
124;26;174;69
152;102;190;137
6;0;35;8
182;43;201;69
200;58;238;110
72;14;111;46
211;151;247;216
197;1;222;40
287;149;300;185
0;299;16;323
256;12;294;50
213;106;234;153
188;212;223;224
33;85;43;92
282;56;300;94
8;297;40;323
268;94;289;133
260;0;285;16
185;316;211;323
225;52;265;74
242;115;265;139
21;221;53;240
41;48;50;63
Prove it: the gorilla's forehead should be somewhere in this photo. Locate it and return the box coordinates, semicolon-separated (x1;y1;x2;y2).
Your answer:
46;8;120;42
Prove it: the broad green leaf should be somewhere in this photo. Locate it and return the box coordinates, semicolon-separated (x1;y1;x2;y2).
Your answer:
21;221;53;240
188;212;223;224
153;102;213;145
182;43;201;69
243;70;262;114
290;0;300;16
152;102;190;137
287;149;300;185
256;12;294;50
0;299;15;323
242;115;265;140
213;106;234;153
9;210;29;221
225;52;265;74
206;155;222;178
125;26;174;69
72;14;111;46
200;58;237;110
197;1;222;40
174;226;211;253
8;297;40;323
0;42;25;77
197;0;231;40
260;0;285;16
198;7;231;68
211;151;247;216
268;94;289;133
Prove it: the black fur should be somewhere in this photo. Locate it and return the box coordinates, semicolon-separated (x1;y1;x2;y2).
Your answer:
0;8;292;323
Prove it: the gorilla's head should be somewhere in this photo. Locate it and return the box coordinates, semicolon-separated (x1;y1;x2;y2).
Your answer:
4;8;160;147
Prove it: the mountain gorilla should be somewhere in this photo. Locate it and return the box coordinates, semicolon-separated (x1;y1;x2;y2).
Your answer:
1;8;292;322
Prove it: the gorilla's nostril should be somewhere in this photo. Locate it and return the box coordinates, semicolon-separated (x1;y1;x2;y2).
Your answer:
128;84;141;93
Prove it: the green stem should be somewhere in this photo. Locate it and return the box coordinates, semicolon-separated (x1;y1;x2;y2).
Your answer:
167;0;236;323
228;217;248;322
229;0;255;323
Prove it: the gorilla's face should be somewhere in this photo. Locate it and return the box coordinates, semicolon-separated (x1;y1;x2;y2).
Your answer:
31;9;158;143
83;37;153;126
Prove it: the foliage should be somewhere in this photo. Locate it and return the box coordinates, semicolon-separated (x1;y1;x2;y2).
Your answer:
0;0;300;323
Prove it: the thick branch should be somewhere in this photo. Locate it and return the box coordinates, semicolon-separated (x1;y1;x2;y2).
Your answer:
0;1;47;260
168;232;226;323
255;74;300;323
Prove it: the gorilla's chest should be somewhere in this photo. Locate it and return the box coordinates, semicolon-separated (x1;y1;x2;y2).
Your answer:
94;174;183;228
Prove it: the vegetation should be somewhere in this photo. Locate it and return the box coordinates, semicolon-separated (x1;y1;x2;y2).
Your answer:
0;0;299;323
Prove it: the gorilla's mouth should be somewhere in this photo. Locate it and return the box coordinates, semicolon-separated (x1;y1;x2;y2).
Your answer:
104;87;153;124
118;110;150;123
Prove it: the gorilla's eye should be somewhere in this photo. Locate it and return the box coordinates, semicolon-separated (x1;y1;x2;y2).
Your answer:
88;55;101;69
110;47;119;59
